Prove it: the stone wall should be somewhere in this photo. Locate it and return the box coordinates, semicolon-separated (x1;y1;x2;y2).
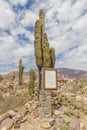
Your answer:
39;90;51;119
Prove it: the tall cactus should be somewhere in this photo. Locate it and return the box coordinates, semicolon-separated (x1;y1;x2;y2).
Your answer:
29;69;36;95
19;59;24;85
34;9;55;89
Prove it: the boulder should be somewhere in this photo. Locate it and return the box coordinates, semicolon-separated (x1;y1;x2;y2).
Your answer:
0;127;7;130
0;118;13;130
17;106;27;117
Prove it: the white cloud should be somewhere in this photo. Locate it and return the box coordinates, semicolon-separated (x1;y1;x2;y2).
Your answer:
73;13;87;30
31;0;87;71
7;0;28;6
20;10;38;27
14;44;34;58
0;0;16;29
0;0;87;73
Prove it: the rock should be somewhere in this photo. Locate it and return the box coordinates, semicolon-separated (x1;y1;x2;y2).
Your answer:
74;110;80;118
34;101;40;106
8;110;16;117
64;117;70;125
54;100;58;105
51;91;57;97
17;106;27;117
12;114;22;123
31;111;39;119
0;116;3;122
80;122;85;130
74;121;80;130
53;110;62;117
0;127;7;130
27;115;36;125
58;105;67;113
28;107;33;113
49;118;55;127
2;112;10;120
25;103;31;109
0;118;13;130
52;127;59;130
28;100;34;106
55;119;64;127
32;103;38;110
14;123;20;129
0;110;16;121
82;97;87;104
41;121;51;129
18;117;27;123
2;93;10;99
76;96;82;102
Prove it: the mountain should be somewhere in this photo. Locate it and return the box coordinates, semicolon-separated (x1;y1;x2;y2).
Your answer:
2;68;87;80
58;68;87;78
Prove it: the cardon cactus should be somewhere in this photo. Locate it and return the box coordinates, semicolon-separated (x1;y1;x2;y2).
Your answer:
34;9;55;89
29;69;36;95
19;59;24;85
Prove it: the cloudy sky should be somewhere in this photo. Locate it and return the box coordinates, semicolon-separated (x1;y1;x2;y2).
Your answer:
0;0;87;73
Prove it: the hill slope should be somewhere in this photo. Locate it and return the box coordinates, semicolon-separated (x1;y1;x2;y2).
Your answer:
58;68;87;78
2;68;87;80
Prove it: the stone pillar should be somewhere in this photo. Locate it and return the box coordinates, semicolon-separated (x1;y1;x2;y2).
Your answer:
39;90;51;119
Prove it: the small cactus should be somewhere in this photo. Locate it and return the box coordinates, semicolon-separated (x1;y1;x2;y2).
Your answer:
19;59;24;85
29;69;36;95
0;74;3;81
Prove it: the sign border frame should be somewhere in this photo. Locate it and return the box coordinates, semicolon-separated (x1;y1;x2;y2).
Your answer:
44;68;58;90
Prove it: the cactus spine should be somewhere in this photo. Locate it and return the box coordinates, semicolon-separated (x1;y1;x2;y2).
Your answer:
29;69;36;95
19;59;24;85
34;9;55;89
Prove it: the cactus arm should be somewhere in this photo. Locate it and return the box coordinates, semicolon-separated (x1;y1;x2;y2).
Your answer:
50;47;55;68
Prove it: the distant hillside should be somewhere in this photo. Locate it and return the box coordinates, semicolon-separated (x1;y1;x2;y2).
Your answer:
2;68;87;80
58;68;87;78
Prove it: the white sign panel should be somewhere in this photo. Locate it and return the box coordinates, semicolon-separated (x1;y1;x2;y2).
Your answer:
44;68;57;90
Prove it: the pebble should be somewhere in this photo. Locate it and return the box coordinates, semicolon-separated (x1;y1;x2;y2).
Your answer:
49;118;55;126
41;121;51;129
53;110;62;117
14;123;20;129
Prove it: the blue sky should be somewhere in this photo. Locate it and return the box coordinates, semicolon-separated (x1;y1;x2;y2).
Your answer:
0;0;87;73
